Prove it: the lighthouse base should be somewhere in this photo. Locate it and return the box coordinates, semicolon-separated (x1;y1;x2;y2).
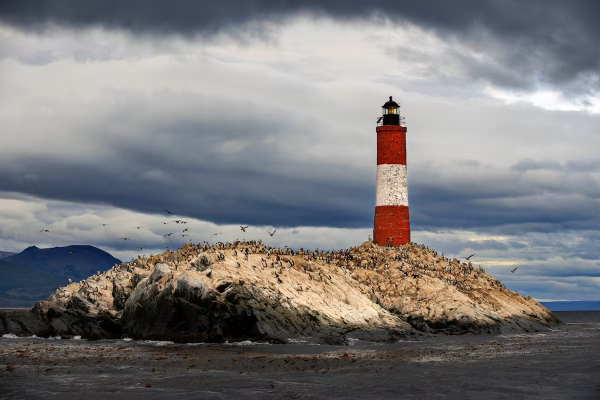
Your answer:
373;205;410;247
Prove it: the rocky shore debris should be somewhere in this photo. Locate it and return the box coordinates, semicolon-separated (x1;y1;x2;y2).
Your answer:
0;241;560;343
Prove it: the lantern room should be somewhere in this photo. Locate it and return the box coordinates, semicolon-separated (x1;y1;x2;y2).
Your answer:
379;96;405;126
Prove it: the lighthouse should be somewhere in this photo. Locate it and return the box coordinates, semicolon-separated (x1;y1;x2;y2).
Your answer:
373;96;410;247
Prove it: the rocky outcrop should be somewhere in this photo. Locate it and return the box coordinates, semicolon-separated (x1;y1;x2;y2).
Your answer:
2;241;561;343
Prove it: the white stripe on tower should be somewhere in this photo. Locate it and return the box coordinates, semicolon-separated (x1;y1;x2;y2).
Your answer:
375;164;408;207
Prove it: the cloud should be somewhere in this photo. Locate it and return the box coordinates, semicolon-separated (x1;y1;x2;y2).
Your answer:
1;22;600;232
1;1;600;96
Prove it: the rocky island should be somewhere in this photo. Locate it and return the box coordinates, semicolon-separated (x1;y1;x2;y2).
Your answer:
0;241;560;344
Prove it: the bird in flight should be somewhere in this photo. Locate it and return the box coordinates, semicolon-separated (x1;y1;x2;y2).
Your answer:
461;254;476;260
98;224;108;227
40;229;50;233
183;228;189;232
122;238;130;241
137;246;147;250
181;234;189;237
210;233;222;238
240;226;249;232
162;222;170;225
267;229;276;237
509;267;519;273
180;221;187;224
134;226;143;230
172;220;184;224
68;249;76;254
65;268;73;273
164;233;175;237
163;209;174;215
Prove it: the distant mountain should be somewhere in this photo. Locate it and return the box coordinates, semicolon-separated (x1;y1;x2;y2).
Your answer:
3;245;122;282
0;245;122;308
0;251;16;259
541;301;600;311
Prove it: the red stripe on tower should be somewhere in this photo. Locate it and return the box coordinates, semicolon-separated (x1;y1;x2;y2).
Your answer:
374;96;410;247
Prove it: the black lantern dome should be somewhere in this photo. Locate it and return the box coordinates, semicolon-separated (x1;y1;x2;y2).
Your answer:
380;96;402;126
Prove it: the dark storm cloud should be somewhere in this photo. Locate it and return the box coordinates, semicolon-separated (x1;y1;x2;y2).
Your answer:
2;154;600;232
0;91;374;228
409;157;600;233
1;1;599;94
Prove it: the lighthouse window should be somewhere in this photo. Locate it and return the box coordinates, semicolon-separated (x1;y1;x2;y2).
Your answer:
389;108;395;114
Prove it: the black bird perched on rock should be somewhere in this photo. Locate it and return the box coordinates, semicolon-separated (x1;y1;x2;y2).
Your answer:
163;209;174;215
509;267;519;273
266;229;276;236
461;254;476;260
164;233;175;237
40;229;50;233
240;226;249;232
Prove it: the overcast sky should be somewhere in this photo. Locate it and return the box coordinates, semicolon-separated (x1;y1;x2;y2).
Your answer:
1;1;599;301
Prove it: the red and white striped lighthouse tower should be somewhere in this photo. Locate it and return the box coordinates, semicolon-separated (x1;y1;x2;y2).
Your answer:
373;96;410;247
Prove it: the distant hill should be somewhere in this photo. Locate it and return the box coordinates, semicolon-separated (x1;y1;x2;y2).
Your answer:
0;251;16;259
3;245;122;282
0;245;122;308
541;301;600;311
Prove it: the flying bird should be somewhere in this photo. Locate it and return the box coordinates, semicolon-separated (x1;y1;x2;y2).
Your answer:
267;229;276;237
137;246;147;250
164;233;175;237
98;224;108;227
509;267;519;273
65;268;73;273
461;254;476;260
163;209;174;215
240;226;249;232
134;226;143;229
162;222;170;225
181;234;188;237
40;230;50;233
210;233;222;238
68;249;76;254
183;228;189;232
122;238;130;241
